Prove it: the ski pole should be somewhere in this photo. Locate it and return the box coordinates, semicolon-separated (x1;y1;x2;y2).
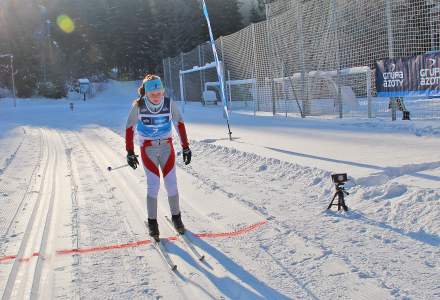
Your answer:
107;164;129;172
107;153;182;172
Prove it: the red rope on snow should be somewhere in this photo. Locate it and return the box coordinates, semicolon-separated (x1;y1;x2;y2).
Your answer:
0;220;267;264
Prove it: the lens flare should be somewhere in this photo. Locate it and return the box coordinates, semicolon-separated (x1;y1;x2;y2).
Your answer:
56;15;75;33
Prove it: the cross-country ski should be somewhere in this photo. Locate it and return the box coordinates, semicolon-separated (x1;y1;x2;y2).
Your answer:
164;215;206;262
145;221;178;272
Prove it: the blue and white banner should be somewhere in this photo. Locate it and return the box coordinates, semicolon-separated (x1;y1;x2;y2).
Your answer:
376;51;440;97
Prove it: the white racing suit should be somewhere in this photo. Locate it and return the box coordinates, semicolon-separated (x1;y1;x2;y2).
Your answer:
125;97;189;219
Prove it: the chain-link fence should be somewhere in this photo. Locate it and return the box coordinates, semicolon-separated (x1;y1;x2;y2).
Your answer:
163;0;440;120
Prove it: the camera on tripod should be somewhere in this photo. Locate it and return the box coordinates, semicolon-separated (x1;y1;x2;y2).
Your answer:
331;173;348;185
328;173;349;211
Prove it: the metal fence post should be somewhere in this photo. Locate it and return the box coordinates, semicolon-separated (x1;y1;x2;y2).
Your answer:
282;64;288;117
367;68;372;118
227;70;232;109
386;0;397;121
179;71;185;113
180;52;185;103
198;45;204;102
296;1;308;116
219;36;227;105
168;57;173;98
202;42;207;93
265;4;276;115
331;0;343;118
220;36;224;62
162;58;168;88
251;23;259;114
386;1;395;59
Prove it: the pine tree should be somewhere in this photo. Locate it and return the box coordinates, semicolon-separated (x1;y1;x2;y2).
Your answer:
51;0;103;79
149;0;204;73
0;0;248;95
205;0;243;38
0;0;44;97
249;0;267;23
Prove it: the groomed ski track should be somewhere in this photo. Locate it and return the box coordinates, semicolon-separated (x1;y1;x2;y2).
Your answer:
71;127;297;299
0;128;74;299
0;124;412;299
1;126;311;299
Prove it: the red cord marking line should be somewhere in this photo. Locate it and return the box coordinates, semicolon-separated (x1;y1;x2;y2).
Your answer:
0;255;17;263
0;221;267;263
0;252;40;264
56;240;152;255
195;220;268;238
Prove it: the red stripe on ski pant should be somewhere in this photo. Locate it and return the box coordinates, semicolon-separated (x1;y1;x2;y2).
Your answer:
161;143;175;177
140;143;160;177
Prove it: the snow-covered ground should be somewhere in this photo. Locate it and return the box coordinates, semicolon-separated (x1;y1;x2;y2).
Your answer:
0;81;439;299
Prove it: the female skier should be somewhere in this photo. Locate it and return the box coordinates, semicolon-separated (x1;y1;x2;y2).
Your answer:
125;74;191;239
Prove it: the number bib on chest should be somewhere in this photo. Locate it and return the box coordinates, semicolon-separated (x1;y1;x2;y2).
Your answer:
137;97;172;139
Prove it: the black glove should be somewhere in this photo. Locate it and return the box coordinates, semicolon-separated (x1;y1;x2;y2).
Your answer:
182;147;192;165
127;151;139;169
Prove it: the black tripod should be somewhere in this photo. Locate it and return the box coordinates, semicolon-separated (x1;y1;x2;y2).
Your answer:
327;183;349;211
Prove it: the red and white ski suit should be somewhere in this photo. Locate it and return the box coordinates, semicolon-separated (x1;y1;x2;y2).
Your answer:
125;97;189;219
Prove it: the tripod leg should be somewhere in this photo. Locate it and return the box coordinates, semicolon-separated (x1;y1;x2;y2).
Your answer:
338;192;348;211
328;193;338;210
341;196;348;211
338;192;342;211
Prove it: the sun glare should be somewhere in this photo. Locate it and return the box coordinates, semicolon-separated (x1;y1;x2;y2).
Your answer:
56;15;75;33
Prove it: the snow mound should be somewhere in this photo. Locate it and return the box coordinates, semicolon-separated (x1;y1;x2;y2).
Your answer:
344;120;440;137
186;139;440;241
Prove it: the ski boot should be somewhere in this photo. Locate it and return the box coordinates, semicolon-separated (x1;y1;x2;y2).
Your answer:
171;213;185;234
148;218;160;241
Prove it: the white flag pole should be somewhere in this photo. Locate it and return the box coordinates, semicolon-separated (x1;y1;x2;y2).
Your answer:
201;0;233;140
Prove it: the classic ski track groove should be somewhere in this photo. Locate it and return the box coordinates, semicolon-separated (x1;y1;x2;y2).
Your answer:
0;127;27;177
58;132;82;298
1;128;52;300
0;128;43;250
29;129;60;298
